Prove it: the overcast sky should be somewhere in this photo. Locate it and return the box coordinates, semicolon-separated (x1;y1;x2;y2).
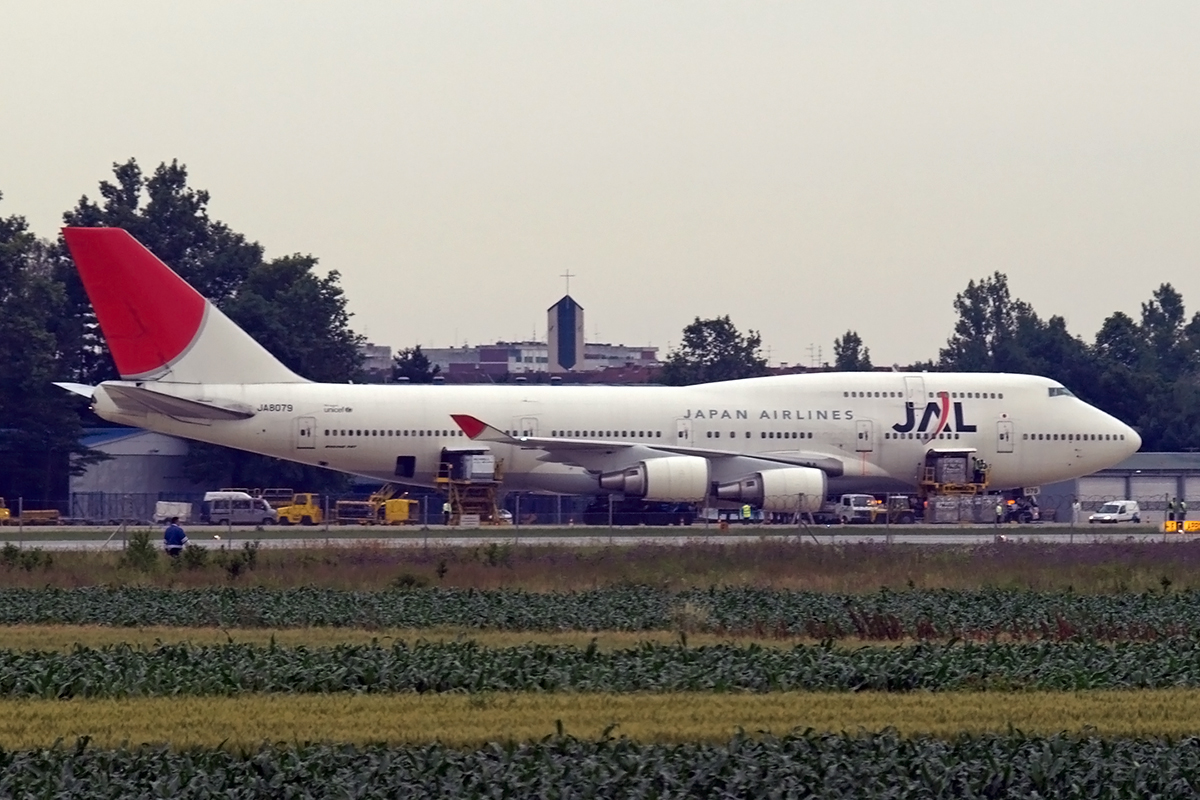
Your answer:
2;2;1198;368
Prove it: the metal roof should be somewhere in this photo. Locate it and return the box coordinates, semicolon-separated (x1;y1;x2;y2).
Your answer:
1100;452;1200;473
80;427;144;448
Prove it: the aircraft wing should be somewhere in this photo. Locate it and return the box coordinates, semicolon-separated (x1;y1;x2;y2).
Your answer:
450;414;844;476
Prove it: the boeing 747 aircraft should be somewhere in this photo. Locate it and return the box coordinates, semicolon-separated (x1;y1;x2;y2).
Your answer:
58;228;1141;513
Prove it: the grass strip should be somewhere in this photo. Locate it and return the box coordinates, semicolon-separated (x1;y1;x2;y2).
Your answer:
2;539;1195;593
5;690;1200;748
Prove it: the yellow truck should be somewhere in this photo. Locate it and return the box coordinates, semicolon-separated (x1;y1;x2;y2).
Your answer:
0;498;9;525
276;493;323;525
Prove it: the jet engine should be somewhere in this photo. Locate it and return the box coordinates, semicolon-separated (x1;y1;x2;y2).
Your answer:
598;456;710;502
715;466;827;513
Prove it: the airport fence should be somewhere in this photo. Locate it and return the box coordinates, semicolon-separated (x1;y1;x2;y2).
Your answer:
37;491;1200;528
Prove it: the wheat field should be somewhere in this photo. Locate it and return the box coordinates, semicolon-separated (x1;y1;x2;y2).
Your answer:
4;690;1200;749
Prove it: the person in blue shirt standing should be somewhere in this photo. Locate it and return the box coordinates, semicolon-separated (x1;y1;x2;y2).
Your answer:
163;516;188;558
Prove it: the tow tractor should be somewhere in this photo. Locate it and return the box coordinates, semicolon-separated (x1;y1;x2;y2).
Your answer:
277;493;324;525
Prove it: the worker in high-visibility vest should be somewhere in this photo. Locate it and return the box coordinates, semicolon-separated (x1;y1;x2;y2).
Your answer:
1182;499;1189;523
442;500;451;526
1168;498;1176;523
741;504;752;524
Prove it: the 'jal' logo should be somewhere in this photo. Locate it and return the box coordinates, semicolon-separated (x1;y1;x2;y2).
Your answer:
892;392;977;440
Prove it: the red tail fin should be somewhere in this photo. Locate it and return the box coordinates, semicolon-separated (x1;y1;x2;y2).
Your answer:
63;228;206;378
62;227;304;384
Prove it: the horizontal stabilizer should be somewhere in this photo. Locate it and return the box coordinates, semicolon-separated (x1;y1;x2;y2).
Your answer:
103;384;255;421
53;382;97;398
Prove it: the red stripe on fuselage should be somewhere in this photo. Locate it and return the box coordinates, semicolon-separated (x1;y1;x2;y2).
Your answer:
925;391;951;441
62;228;206;378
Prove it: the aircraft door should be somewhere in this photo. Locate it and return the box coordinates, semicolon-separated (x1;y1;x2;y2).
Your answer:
675;418;692;445
997;420;1014;453
293;417;316;450
517;416;538;438
856;420;874;452
904;376;926;403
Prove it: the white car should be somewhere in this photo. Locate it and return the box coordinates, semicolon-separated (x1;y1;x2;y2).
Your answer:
1089;501;1141;524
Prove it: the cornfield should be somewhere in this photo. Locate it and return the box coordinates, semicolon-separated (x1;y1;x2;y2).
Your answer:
3;732;1200;798
3;638;1200;697
3;586;1200;640
5;583;1200;795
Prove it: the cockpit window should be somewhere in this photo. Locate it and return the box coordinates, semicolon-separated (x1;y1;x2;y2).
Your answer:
1048;387;1076;398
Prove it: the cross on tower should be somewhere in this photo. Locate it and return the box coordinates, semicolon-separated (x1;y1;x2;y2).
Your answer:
560;270;575;295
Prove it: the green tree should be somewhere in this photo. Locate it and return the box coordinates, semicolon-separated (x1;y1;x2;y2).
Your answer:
0;194;103;503
938;272;1040;373
938;272;1098;390
392;345;441;383
659;316;768;385
832;330;873;371
1140;284;1196;381
222;254;363;383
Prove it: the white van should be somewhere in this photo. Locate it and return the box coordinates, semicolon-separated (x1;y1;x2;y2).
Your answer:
1089;501;1141;524
200;492;278;526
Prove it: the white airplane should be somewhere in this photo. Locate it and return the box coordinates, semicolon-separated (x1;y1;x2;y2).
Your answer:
58;227;1141;512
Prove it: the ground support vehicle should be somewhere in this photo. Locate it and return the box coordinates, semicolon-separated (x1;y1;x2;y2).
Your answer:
583;499;697;526
0;499;8;525
1089;501;1141;524
866;495;919;525
259;488;297;509
833;494;879;524
435;451;505;524
1002;496;1040;524
276;493;323;525
918;450;992;497
17;509;61;525
152;501;193;524
200;492;278;526
334;485;419;525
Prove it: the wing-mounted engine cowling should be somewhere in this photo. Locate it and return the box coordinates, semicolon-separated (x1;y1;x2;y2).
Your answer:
716;466;826;513
599;456;710;502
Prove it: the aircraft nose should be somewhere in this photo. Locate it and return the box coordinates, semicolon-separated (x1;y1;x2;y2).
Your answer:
1125;424;1142;454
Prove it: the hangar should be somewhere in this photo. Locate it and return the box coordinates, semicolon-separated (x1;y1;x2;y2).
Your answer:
1041;452;1200;524
69;428;207;523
